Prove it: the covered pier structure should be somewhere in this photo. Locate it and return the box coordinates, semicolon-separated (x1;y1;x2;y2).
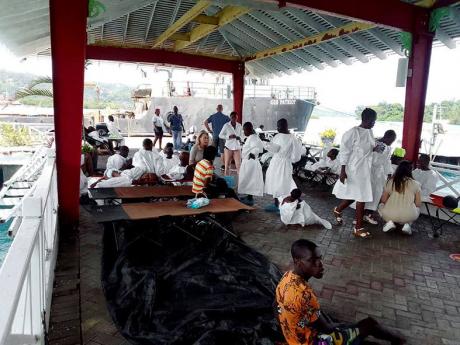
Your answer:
0;1;460;345
2;0;460;225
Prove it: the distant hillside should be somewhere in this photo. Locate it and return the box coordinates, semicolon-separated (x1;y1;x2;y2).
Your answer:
355;101;460;124
0;70;134;109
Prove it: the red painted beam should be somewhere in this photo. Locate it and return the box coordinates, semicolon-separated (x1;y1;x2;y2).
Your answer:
402;33;434;163
50;0;87;227
86;46;240;74
266;0;429;32
232;62;245;123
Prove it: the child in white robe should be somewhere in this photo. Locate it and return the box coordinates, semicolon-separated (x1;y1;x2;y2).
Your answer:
105;146;130;175
363;129;396;219
332;108;378;238
162;145;180;173
164;152;193;181
279;189;332;229
90;166;146;188
238;122;264;205
413;154;438;202
264;118;303;212
305;148;340;174
361;130;396;224
132;138;165;175
160;143;174;158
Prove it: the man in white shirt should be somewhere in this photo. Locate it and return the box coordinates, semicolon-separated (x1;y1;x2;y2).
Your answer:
413;154;438;201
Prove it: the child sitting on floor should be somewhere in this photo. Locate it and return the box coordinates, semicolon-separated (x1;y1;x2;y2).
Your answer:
305;148;340;176
162;145;180;172
279;189;332;229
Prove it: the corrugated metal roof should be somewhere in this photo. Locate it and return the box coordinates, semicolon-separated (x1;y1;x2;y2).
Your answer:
1;0;460;77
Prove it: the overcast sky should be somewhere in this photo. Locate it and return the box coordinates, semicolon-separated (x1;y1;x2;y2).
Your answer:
1;41;459;113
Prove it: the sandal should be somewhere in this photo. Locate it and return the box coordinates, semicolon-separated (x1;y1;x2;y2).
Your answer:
353;227;371;239
333;207;343;225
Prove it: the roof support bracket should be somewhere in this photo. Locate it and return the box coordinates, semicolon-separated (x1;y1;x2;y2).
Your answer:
173;6;249;51
153;0;212;48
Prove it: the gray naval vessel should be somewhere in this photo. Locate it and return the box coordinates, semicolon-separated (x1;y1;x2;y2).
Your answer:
102;79;317;134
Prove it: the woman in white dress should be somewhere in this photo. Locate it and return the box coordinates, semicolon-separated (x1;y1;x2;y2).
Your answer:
264;118;303;212
238;122;264;205
219;111;243;176
332;108;378;238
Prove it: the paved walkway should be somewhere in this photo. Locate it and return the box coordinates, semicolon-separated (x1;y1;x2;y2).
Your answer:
50;180;459;345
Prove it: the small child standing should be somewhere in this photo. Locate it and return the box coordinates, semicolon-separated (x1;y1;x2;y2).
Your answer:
279;189;332;229
238;122;264;206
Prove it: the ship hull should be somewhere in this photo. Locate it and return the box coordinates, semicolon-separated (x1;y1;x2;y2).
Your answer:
121;96;314;133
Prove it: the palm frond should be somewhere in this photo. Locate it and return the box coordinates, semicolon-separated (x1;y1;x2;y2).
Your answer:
27;76;53;89
15;88;53;100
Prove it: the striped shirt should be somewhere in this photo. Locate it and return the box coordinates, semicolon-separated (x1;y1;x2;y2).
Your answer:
192;159;214;194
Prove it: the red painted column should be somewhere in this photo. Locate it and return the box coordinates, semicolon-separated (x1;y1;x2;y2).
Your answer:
50;0;87;226
402;32;434;163
232;62;245;123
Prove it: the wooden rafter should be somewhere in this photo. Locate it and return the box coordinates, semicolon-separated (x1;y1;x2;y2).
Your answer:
173;6;249;51
153;0;212;48
245;21;373;62
194;14;219;25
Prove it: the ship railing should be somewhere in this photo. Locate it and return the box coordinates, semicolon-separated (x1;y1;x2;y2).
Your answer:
157;81;316;100
430;161;460;197
244;85;316;100
0;149;58;345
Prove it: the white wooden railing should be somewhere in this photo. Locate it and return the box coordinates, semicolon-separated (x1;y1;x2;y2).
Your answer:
431;162;460;197
0;150;58;345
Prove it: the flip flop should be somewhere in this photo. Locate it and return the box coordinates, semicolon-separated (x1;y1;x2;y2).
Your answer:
333;207;343;225
449;254;460;262
353;227;371;239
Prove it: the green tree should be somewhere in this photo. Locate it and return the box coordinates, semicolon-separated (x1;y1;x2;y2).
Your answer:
355;100;460;124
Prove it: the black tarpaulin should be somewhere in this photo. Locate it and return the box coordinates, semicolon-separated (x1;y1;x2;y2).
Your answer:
101;218;284;345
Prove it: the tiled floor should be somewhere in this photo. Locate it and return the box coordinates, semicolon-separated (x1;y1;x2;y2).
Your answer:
49;180;460;345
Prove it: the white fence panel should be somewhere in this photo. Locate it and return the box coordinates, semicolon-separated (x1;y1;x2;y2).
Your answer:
0;152;58;345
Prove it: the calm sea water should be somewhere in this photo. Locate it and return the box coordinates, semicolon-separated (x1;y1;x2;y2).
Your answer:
0;217;13;268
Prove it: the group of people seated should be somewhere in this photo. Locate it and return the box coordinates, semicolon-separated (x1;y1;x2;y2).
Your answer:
79;139;195;196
